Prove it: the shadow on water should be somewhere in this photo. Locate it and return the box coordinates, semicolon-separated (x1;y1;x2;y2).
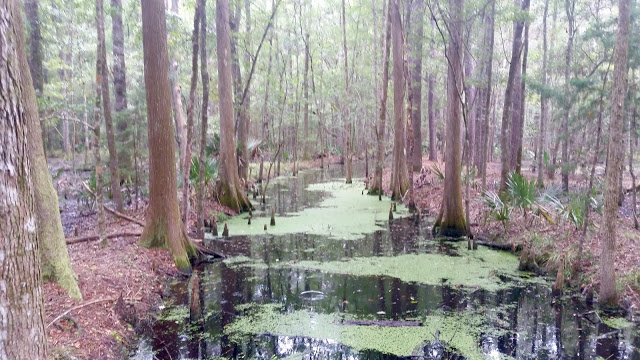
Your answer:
134;165;640;360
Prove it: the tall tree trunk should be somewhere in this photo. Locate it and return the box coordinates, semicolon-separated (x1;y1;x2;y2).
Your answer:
342;0;353;184
303;32;310;160
96;0;124;211
402;0;416;211
390;0;408;200
562;0;575;192
196;0;209;238
216;0;252;212
538;0;549;187
238;0;252;182
600;0;631;307
0;2;47;356
183;0;201;226
369;0;390;195
259;31;274;182
428;69;437;161
499;0;529;191
509;46;522;170
629;74;638;229
93;0;108;247
139;0;197;272
437;0;466;237
408;0;424;171
22;37;82;300
515;22;529;174
477;0;496;190
111;0;127;111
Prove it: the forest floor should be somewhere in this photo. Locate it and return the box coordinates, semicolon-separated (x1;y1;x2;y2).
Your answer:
44;155;342;359
380;157;640;314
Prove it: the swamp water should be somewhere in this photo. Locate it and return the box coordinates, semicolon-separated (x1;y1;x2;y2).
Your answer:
134;165;640;360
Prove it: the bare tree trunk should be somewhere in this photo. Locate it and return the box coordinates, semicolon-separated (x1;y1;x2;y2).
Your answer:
196;0;209;238
93;0;108;247
171;65;187;175
408;0;424;171
428;70;437;161
390;0;408;200
20;33;82;300
259;31;274;182
139;0;197;272
182;1;201;225
499;0;529;191
562;0;575;192
514;22;529;174
216;0;252;212
538;0;549;187
509;43;522;171
600;0;631;307
239;0;252;181
401;2;416;211
96;0;124;211
478;0;495;190
111;0;127;111
0;3;47;355
438;0;467;237
630;72;638;229
369;0;390;195
342;0;353;184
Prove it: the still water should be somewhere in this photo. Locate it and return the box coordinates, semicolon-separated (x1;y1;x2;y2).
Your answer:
134;164;639;359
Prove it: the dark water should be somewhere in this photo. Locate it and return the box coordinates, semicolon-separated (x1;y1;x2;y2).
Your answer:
134;165;640;360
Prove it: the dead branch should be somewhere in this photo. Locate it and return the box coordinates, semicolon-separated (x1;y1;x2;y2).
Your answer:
47;297;141;328
104;205;145;227
66;232;142;244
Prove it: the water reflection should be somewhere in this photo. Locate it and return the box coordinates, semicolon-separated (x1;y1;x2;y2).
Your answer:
135;166;639;360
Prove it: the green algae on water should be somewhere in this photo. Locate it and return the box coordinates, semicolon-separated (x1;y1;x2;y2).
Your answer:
290;243;527;291
225;303;486;359
224;181;410;240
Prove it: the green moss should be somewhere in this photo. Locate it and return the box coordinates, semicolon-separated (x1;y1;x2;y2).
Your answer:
224;181;410;240
223;243;532;291
602;316;635;330
226;303;485;359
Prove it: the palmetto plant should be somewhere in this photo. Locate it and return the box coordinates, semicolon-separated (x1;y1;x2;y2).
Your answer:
480;190;512;233
506;172;537;212
190;157;218;189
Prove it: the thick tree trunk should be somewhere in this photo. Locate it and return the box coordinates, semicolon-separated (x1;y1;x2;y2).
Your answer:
600;0;631;307
93;0;108;247
402;0;416;211
20;28;82;300
408;0;424;171
509;48;522;171
499;0;529;191
342;0;353;184
477;0;496;189
96;0;124;212
196;0;209;238
139;0;197;272
369;0;391;195
390;0;408;200
216;0;252;212
186;0;201;228
515;23;529;174
428;70;437;161
0;3;48;356
438;0;467;237
538;0;549;187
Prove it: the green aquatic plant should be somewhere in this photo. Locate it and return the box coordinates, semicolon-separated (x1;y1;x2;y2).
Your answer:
223;181;410;240
225;303;486;359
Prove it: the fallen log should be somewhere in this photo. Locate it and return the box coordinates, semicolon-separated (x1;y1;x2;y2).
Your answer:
475;238;522;252
47;296;141;328
66;232;142;244
342;320;423;327
104;205;145;227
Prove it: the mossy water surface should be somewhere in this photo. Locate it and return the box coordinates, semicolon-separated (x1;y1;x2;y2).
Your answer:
226;303;486;359
224;180;409;240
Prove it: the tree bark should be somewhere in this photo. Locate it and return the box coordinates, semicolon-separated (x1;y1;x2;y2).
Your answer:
561;0;576;192
111;0;127;112
428;66;437;160
238;0;252;181
196;0;208;238
96;0;124;212
342;0;353;184
499;0;529;191
0;2;48;356
139;0;197;272
438;0;467;237
390;0;408;200
369;0;391;195
182;1;201;226
216;0;252;212
600;0;631;307
477;0;494;190
408;0;424;171
538;0;549;187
